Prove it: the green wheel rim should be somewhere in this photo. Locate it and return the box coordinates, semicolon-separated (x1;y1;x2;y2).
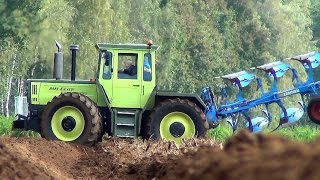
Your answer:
160;112;196;143
51;106;85;141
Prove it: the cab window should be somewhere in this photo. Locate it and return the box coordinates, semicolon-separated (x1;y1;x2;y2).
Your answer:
118;53;138;79
143;53;152;81
103;51;112;79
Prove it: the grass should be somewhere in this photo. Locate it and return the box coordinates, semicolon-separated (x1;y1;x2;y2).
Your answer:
276;124;320;142
0;115;14;135
208;121;320;142
0;115;40;137
208;121;234;142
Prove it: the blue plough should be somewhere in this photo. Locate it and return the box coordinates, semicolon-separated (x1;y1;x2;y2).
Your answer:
201;52;320;132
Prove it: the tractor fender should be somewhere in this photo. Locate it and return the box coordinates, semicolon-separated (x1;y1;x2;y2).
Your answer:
155;90;206;111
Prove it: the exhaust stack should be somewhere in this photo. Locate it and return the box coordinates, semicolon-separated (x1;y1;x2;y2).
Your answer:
53;41;63;80
70;44;79;81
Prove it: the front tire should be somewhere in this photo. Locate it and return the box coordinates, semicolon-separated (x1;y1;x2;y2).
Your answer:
41;92;102;146
148;98;208;143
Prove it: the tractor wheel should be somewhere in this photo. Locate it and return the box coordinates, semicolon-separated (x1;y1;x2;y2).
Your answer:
41;92;102;146
148;98;208;143
307;96;320;124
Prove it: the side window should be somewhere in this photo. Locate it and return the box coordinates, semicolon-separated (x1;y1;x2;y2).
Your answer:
103;51;112;79
143;53;152;81
118;53;138;79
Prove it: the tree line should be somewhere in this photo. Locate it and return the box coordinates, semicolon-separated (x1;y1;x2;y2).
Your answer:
0;0;319;117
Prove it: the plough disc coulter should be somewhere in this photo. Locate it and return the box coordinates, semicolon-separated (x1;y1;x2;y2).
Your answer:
201;52;320;133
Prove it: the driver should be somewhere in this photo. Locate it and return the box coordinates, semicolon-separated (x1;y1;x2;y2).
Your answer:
118;60;137;76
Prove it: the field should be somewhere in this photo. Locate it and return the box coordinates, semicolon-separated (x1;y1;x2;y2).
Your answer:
1;116;320;179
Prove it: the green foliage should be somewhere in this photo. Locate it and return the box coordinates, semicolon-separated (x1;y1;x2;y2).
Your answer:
208;122;320;142
0;0;318;91
276;124;320;142
0;115;40;137
0;0;42;44
10;129;40;137
0;0;319;125
311;0;320;48
208;122;233;142
0;115;14;135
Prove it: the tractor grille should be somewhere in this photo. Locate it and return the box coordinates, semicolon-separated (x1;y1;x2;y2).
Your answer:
31;84;38;95
31;83;38;103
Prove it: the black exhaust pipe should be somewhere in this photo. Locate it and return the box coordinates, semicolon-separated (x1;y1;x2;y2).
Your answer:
70;45;79;81
53;41;63;80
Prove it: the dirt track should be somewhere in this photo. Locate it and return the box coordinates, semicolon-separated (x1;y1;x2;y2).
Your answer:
1;130;320;180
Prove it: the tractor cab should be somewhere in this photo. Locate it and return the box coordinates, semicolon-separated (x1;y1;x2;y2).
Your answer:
95;40;159;109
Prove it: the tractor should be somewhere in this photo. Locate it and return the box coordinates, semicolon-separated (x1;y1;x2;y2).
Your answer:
13;40;320;146
13;40;210;145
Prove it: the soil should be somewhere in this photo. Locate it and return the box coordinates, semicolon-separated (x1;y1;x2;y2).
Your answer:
1;130;320;180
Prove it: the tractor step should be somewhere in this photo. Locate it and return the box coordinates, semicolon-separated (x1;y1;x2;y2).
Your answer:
112;108;141;138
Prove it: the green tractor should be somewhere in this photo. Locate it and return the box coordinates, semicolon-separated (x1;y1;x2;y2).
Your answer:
13;40;210;145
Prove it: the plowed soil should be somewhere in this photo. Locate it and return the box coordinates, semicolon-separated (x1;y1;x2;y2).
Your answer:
1;130;320;180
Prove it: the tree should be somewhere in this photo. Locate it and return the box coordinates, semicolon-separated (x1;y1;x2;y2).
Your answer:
311;0;320;48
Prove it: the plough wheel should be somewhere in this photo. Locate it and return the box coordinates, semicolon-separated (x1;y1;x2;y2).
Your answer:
41;92;102;146
307;97;320;124
147;98;208;143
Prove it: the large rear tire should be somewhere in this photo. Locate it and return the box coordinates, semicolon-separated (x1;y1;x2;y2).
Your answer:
147;98;208;143
307;96;320;124
41;92;102;146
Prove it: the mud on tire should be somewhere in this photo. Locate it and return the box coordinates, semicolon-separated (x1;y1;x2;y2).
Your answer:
41;92;102;146
146;98;208;141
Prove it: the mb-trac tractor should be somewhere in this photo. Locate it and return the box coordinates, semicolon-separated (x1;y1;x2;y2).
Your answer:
13;40;209;145
13;40;320;145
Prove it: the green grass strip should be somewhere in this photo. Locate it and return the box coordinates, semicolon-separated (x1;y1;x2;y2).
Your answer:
208;122;320;142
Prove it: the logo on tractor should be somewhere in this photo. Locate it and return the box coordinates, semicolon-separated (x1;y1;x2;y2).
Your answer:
49;87;75;91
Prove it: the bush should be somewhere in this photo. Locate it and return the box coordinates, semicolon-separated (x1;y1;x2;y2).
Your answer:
0;115;14;135
0;115;40;137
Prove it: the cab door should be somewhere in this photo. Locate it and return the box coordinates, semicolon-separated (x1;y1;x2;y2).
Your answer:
140;52;156;109
112;51;142;108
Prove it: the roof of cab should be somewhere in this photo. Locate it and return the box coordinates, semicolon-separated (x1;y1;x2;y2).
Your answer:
96;43;159;51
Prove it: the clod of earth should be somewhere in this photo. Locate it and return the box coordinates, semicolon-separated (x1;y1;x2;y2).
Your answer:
1;130;320;180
